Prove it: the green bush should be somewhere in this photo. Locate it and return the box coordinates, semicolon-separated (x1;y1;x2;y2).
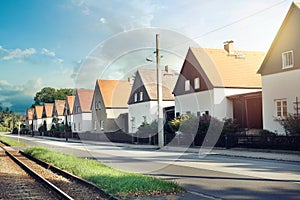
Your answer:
281;115;300;136
137;120;157;137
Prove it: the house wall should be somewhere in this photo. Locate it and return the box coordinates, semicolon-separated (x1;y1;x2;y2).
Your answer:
33;119;43;131
175;88;261;120
262;69;300;134
43;117;53;131
128;101;174;134
67;115;73;127
73;113;92;133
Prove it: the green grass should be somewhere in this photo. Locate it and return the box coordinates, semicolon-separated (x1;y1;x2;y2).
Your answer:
0;136;26;146
0;132;10;134
24;146;185;198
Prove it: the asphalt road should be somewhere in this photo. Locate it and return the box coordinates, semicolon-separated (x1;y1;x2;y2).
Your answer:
9;135;300;200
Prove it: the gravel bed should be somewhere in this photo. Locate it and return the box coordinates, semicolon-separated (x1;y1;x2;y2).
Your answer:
0;149;59;200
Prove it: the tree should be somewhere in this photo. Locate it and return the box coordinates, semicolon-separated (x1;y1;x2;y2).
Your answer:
33;87;75;105
34;87;56;104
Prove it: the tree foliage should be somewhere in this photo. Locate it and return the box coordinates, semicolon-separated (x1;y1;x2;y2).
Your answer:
0;106;22;132
34;87;75;105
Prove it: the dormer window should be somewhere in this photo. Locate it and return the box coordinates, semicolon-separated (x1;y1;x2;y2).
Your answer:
185;80;190;91
282;50;293;69
194;77;200;89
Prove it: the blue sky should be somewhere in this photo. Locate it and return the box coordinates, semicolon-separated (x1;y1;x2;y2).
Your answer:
0;0;294;113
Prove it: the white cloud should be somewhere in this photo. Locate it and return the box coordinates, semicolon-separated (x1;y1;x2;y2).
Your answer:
41;48;55;57
99;17;106;24
1;47;36;61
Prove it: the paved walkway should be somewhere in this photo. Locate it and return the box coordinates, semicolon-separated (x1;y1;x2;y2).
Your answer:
32;135;300;162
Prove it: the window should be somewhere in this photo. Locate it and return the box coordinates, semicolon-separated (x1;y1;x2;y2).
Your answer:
185;80;190;91
282;50;293;69
194;77;200;89
176;112;180;117
95;101;101;110
78;123;81;131
275;99;287;118
140;92;143;101
73;123;76;131
134;93;138;102
100;120;104;130
94;121;97;130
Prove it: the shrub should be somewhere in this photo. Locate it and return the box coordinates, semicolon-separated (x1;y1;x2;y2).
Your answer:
281;114;300;136
137;120;158;138
222;118;239;135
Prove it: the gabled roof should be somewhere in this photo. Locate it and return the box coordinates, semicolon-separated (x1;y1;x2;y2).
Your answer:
27;108;34;120
66;96;75;114
97;80;131;107
136;68;179;100
54;100;65;116
43;103;54;118
257;2;300;75
76;89;94;113
34;105;43;119
190;47;265;88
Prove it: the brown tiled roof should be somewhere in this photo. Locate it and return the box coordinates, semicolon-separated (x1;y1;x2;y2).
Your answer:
76;89;94;113
27;108;34;120
138;68;179;100
97;80;131;107
66;96;75;114
44;103;54;118
34;105;43;119
54;100;65;116
190;47;265;88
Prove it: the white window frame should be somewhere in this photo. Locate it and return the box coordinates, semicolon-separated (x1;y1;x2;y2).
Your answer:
140;91;143;101
94;120;97;130
282;50;294;69
100;120;104;130
78;122;81;131
134;93;138;102
185;80;190;91
194;77;200;89
275;99;287;119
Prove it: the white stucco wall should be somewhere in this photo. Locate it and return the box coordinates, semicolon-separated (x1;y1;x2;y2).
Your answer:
73;113;92;133
42;117;53;131
33;119;43;131
262;69;300;134
175;88;261;120
128;100;174;134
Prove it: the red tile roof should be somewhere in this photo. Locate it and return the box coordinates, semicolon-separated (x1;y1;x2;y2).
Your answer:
76;89;94;113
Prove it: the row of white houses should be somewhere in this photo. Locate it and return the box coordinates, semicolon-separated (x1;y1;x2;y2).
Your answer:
26;2;300;136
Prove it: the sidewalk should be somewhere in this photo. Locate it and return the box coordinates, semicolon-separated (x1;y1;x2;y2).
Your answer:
33;135;300;162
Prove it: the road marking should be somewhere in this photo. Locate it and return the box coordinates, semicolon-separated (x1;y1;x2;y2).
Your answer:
188;191;223;200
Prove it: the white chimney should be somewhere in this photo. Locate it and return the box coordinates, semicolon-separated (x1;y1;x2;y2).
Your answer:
224;40;234;55
165;65;172;73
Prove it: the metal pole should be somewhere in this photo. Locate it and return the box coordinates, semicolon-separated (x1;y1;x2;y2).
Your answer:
156;34;164;148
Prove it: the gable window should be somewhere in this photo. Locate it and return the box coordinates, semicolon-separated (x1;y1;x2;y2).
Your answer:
100;120;104;130
194;77;200;89
140;92;143;101
94;121;97;130
185;80;190;91
282;50;294;69
95;101;101;110
134;93;138;102
275;99;287;118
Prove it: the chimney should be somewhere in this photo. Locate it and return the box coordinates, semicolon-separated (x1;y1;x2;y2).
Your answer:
128;76;134;86
224;40;234;55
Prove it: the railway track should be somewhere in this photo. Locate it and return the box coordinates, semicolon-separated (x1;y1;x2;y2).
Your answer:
0;142;117;200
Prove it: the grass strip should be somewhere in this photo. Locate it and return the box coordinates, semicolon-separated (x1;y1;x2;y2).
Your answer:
24;146;185;198
0;135;26;146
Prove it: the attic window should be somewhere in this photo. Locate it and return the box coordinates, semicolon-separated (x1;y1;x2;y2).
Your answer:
282;50;293;69
140;92;143;101
194;77;200;89
185;80;190;91
134;93;138;102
